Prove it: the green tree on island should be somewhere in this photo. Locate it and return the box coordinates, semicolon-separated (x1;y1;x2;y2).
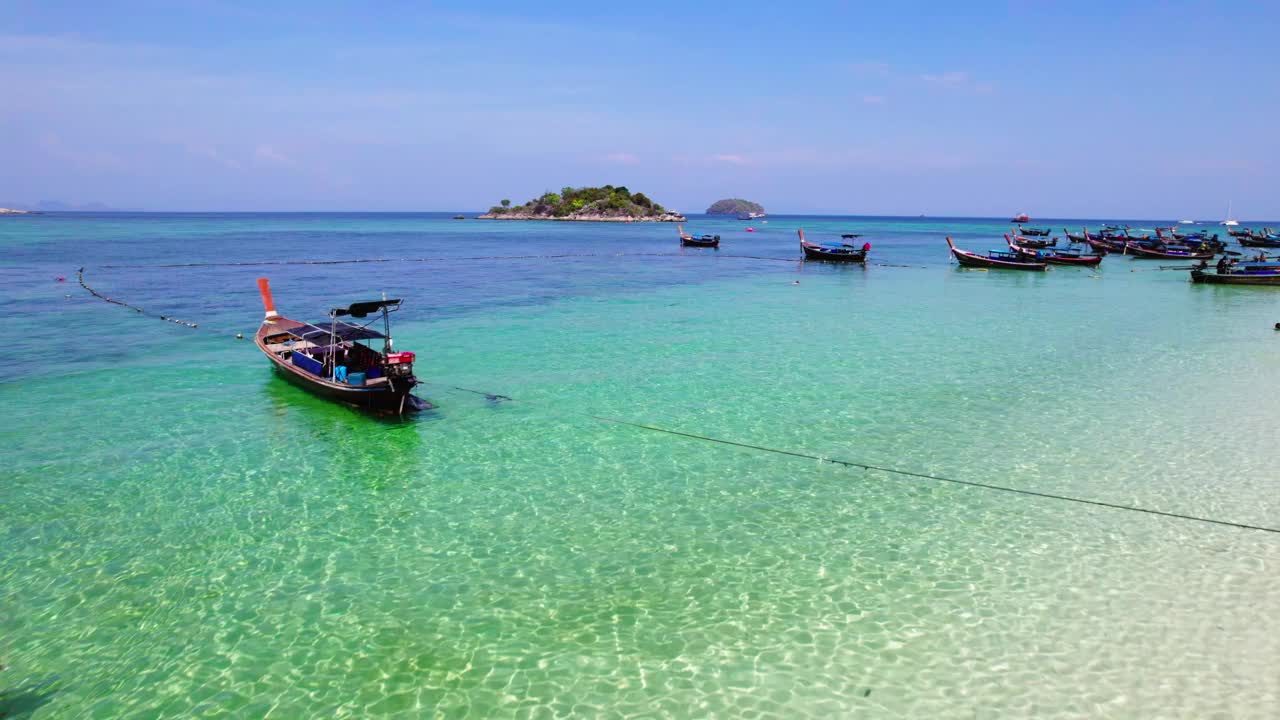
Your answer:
486;185;673;219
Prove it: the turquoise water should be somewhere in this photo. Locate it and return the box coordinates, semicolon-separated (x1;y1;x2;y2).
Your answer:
3;213;1279;718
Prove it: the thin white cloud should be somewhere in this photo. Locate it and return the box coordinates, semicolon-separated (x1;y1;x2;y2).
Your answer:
921;71;970;88
713;154;749;165
604;152;639;165
254;144;293;166
921;71;995;95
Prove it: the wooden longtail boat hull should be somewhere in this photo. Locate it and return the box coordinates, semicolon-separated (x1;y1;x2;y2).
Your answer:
800;241;867;262
1190;270;1280;285
680;236;720;247
256;318;420;411
947;237;1047;271
1085;237;1125;253
1123;243;1214;260
797;229;868;262
676;224;719;247
1237;236;1280;248
1007;235;1101;266
252;279;425;414
1010;234;1057;248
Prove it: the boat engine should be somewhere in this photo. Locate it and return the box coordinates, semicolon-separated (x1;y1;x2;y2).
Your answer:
383;351;416;379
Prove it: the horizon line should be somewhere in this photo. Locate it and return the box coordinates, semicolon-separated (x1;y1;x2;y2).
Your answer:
7;210;1267;223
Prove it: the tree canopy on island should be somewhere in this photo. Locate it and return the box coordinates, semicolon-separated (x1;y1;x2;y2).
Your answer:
487;185;669;218
706;198;765;215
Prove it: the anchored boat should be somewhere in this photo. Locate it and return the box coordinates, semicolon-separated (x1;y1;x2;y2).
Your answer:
1191;266;1280;285
946;236;1047;271
1006;235;1102;266
799;229;870;262
1122;242;1214;260
253;278;427;414
677;224;720;247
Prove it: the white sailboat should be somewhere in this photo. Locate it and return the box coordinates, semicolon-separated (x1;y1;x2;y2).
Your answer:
1221;200;1239;226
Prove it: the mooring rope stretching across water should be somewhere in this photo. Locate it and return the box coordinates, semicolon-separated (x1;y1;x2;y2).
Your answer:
584;414;1280;535
77;265;1276;535
99;252;805;269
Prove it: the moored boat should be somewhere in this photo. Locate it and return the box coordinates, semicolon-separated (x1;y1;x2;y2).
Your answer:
1016;226;1052;237
946;236;1047;271
1009;230;1058;248
254;279;427;414
1237;232;1280;248
1011;212;1031;223
1190;267;1280;285
677;224;720;247
1122;242;1214;260
1006;235;1102;266
798;229;869;262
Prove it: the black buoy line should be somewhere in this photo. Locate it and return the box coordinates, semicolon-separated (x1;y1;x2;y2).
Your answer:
76;264;1277;536
98;253;926;270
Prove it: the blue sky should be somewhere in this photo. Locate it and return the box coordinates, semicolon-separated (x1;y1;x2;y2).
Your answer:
3;0;1277;217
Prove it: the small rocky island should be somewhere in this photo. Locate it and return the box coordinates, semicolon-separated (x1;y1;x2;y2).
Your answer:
480;185;685;222
706;198;765;216
0;207;32;215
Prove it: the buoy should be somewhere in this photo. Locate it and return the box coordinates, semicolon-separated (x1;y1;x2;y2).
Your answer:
236;333;244;339
746;227;755;232
56;276;65;282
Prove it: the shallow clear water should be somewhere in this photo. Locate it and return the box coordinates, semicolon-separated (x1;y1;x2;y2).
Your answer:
3;213;1279;718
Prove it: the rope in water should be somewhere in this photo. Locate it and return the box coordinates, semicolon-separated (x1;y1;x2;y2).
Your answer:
78;266;1278;535
78;266;203;330
99;253;927;269
99;252;804;269
433;384;1280;536
584;415;1280;535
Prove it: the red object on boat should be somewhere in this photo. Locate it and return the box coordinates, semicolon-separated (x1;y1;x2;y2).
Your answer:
1011;213;1031;223
386;351;415;365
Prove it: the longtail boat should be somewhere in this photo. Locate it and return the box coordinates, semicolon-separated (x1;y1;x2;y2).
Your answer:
1009;229;1058;248
1016;226;1052;237
1086;228;1130;253
798;229;869;262
254;278;427;414
1237;233;1280;248
1122;243;1214;260
1227;227;1254;238
1064;227;1091;243
946;236;1047;271
1191;266;1280;285
1006;235;1102;266
677;224;720;247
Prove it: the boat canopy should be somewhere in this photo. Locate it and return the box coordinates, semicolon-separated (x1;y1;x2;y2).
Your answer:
295;321;387;342
332;299;401;318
